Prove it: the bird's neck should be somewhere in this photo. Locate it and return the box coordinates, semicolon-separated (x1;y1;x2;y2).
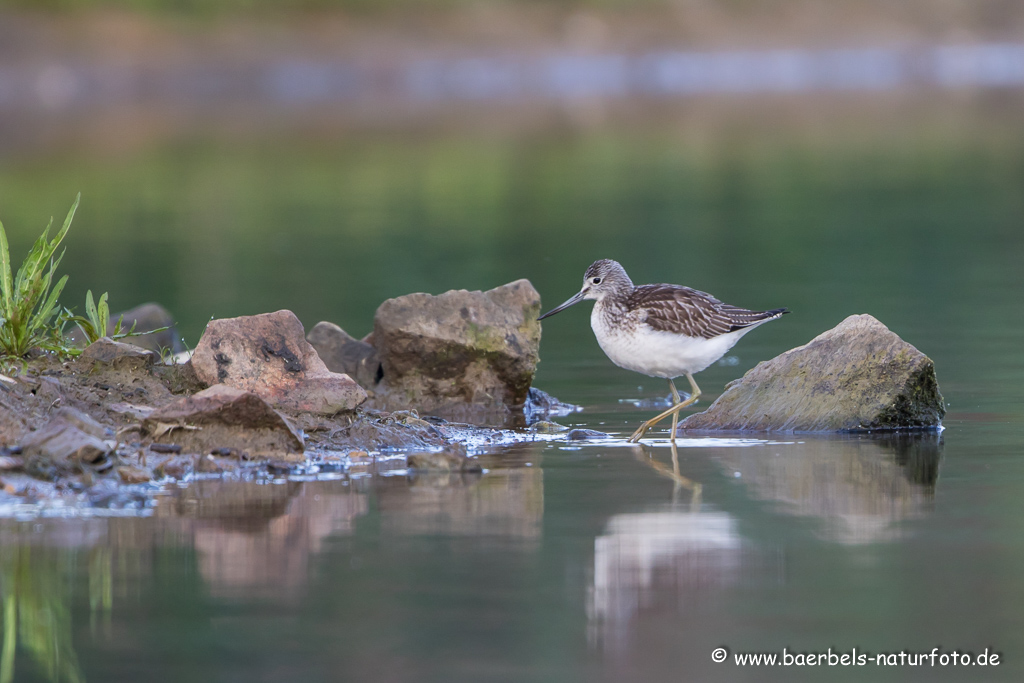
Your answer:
594;289;631;318
596;285;631;307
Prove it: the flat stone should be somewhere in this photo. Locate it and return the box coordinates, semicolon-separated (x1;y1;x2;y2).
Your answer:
143;384;305;454
680;314;945;432
117;465;153;484
306;321;382;388
108;402;156;420
372;279;541;411
18;407;116;478
191;309;367;415
80;337;156;370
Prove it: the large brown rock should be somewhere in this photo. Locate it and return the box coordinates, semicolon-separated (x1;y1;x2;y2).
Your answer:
680;314;945;432
142;384;304;455
192;310;366;415
371;279;542;411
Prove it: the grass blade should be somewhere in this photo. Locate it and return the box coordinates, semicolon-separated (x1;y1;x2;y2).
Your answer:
85;291;97;331
13;218;52;298
0;221;11;321
97;292;109;337
28;274;68;343
55;193;80;248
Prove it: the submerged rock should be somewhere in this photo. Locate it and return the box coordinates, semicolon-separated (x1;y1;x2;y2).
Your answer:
566;428;609;441
299;408;449;453
192;309;367;415
306;321;382;388
524;386;581;422
680;314;945;432
142;384;305;455
372;279;542;413
529;420;569;433
407;450;482;473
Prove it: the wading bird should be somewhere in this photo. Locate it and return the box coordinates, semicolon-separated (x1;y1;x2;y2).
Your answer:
538;259;788;442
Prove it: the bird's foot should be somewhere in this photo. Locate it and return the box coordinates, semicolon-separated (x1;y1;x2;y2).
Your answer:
628;423;652;443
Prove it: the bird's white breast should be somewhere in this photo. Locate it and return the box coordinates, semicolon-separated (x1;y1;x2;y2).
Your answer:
590;303;750;379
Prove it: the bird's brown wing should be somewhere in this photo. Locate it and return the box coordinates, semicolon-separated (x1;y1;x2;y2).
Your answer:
630;284;785;339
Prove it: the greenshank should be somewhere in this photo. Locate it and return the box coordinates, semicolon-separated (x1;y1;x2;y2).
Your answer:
538;259;788;442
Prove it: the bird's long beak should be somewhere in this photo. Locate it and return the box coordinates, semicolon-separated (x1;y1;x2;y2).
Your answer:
538;289;587;321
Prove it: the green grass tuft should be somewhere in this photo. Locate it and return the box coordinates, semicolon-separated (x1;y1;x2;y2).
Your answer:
0;194;79;359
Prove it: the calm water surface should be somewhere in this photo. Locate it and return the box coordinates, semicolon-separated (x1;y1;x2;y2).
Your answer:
1;98;1023;682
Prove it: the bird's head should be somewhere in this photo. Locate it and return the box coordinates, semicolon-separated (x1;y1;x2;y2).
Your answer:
538;259;633;320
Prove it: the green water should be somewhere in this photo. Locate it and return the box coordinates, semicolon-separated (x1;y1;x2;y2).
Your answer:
1;101;1023;682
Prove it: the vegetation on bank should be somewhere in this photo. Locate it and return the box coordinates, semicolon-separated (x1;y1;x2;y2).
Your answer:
0;195;157;363
0;195;78;358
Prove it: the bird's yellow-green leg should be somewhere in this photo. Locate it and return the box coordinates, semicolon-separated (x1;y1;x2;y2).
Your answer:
628;373;701;443
669;378;682;441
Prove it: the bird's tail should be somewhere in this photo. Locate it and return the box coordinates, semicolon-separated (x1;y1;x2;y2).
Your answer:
723;306;789;332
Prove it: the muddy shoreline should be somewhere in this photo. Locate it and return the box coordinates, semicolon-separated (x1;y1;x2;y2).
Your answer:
0;347;577;513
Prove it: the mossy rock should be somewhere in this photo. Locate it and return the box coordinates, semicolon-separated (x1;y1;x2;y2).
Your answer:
372;279;541;411
681;314;945;432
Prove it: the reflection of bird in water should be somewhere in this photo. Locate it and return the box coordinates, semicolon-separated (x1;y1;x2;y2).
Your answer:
539;259;788;442
632;442;702;508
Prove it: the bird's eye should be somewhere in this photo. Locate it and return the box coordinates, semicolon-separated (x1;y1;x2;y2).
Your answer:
592;277;602;284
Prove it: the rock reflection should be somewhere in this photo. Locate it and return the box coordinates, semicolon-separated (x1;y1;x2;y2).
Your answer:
0;462;546;678
377;468;544;542
712;432;943;543
160;481;368;598
0;460;546;616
